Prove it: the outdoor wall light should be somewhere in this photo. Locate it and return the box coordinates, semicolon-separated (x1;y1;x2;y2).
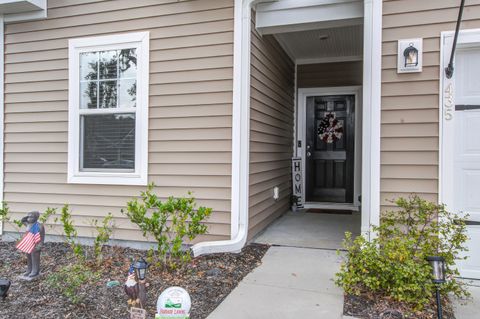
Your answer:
427;256;446;319
403;43;419;67
133;257;148;281
0;278;11;299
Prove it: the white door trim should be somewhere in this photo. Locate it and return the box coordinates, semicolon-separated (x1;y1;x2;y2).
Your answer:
297;86;362;208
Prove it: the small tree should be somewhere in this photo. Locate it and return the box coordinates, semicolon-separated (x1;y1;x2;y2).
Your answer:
123;184;212;268
56;204;84;259
92;213;115;265
335;195;469;308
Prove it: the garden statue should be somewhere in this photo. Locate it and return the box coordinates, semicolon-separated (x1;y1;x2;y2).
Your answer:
16;211;45;280
125;264;141;308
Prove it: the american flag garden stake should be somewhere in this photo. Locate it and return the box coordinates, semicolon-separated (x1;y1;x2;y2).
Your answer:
16;222;42;254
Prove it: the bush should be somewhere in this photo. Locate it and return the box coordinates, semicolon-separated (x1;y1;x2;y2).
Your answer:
123;184;212;268
46;264;100;304
335;195;469;308
56;204;84;259
92;213;114;265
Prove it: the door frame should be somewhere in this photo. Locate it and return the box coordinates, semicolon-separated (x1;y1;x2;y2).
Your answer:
297;86;362;208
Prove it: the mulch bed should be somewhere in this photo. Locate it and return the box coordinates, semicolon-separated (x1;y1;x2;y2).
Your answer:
344;292;456;319
0;238;269;319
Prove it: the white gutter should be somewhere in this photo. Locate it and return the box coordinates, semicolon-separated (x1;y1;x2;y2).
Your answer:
192;0;270;256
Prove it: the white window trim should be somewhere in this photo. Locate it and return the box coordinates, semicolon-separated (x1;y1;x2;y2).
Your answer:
68;32;149;186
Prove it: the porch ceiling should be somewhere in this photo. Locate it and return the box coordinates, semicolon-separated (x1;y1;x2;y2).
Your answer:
0;0;45;14
274;24;363;63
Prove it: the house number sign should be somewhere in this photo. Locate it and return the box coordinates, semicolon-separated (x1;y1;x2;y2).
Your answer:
444;83;454;121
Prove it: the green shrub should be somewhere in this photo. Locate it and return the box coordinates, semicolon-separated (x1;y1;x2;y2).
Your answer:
123;184;212;268
335;195;469;308
92;213;114;265
39;207;56;224
56;204;84;259
0;201;9;223
0;202;22;229
46;264;100;304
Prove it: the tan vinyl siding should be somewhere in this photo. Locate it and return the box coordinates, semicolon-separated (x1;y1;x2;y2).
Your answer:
248;11;295;239
3;0;235;243
297;61;363;88
380;0;480;210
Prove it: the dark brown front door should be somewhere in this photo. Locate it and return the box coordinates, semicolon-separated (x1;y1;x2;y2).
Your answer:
305;95;355;203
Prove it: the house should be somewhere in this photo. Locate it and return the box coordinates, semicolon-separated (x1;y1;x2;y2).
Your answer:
0;0;478;279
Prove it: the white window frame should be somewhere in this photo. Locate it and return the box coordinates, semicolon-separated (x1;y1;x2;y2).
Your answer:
68;32;149;185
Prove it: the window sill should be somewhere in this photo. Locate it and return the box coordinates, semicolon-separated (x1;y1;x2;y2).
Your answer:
68;172;147;186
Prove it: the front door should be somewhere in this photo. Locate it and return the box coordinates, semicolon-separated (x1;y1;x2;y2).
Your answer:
305;95;355;203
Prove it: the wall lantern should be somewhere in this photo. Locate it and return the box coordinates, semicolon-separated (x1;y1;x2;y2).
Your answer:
133;258;148;281
0;278;11;299
426;256;446;319
403;43;419;67
397;38;423;73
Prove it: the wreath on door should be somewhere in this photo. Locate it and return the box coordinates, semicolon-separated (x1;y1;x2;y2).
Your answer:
317;112;343;143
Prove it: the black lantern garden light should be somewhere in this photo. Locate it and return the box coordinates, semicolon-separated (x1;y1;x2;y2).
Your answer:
134;257;148;309
0;278;11;300
403;43;419;68
427;256;446;319
125;257;149;309
133;258;148;281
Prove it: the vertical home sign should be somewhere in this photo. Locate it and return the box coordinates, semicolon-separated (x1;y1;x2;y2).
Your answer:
292;158;303;208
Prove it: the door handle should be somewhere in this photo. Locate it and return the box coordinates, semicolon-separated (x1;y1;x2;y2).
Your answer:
307;151;312;157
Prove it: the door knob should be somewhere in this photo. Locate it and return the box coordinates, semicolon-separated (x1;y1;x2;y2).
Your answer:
307;151;311;157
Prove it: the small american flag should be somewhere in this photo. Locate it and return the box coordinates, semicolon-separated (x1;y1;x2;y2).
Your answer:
16;222;41;254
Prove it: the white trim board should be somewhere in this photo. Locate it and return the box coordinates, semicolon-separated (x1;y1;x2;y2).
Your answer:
361;0;382;238
297;86;362;209
256;0;364;35
296;55;363;65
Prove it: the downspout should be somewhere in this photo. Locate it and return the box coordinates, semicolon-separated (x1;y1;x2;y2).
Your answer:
192;0;267;256
0;15;4;236
445;0;466;79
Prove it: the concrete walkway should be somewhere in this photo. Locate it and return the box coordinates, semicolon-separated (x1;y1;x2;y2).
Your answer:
454;281;480;319
207;246;345;319
208;212;352;319
208;211;480;318
255;211;361;250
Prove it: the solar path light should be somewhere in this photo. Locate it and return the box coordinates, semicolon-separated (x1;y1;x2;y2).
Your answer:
427;256;446;319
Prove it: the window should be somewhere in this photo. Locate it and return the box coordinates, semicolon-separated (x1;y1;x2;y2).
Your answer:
68;32;149;185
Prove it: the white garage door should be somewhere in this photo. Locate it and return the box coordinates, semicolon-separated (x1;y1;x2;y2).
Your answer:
452;47;480;279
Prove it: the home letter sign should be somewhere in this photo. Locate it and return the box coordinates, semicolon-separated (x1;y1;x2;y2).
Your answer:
292;157;303;208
